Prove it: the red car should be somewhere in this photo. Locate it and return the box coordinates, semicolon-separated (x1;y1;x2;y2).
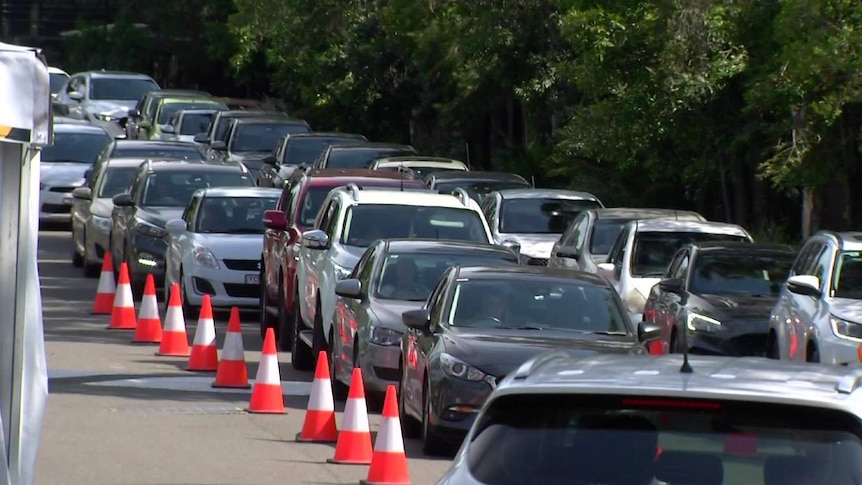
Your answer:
260;168;426;349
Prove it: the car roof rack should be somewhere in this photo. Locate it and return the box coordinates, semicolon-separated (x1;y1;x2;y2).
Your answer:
451;187;472;207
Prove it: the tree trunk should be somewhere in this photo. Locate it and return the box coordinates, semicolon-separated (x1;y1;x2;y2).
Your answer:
801;188;815;240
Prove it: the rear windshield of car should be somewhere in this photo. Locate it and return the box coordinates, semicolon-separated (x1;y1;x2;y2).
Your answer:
195;196;278;234
500;198;602;234
231;123;310;153
690;252;795;296
376;251;518;301
468;394;862;485
97;166;137;198
49;73;68;94
157;101;225;125
632;231;750;277
112;147;205;161
341;205;488;247
42;132;112;163
179;112;216;135
140;171;254;207
89;78;159;101
590;219;630;255
284;137;363;165
325;148;416;169
434;181;530;203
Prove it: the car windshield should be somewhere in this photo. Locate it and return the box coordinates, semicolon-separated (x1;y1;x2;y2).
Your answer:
97;166;137;198
42;132;112;163
632;231;750;277
195;196;278;234
689;252;794;296
157;102;224;125
112;146;205;161
467;394;862;485
500;198;602;234
407;167;464;179
89;78;159;101
590;219;630;255
375;252;518;301
178;113;216;135
284;137;363;165
448;278;630;332
231;123;308;152
326;148;415;169
341;205;488;247
832;251;862;299
140;171;254;207
49;73;68;94
435;181;530;203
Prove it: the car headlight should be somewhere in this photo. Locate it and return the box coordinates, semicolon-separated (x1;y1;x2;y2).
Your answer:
192;243;220;269
440;353;488;382
369;325;402;346
333;263;351;281
136;221;168;238
94;112;118;122
830;315;862;341
92;215;111;232
686;312;722;333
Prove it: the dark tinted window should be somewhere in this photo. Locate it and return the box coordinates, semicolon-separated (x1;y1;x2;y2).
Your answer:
284;137;364;165
49;73;68;94
468;394;862;485
376;251;518;301
500;198;602;234
97;166;137;198
232;123;310;152
326;148;416;169
590;219;630;255
196;196;278;234
632;231;750;277
690;252;795;296
141;171;254;207
435;181;531;203
449;278;629;332
832;251;862;299
297;186;336;227
178;113;216;135
90;78;159;101
341;205;488;247
157;102;225;124
112;146;205;161
42;132;112;163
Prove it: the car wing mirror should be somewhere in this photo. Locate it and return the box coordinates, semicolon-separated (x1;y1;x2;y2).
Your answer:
335;279;362;299
165;218;187;234
402;308;431;331
787;275;821;297
658;277;684;294
637;321;661;343
71;186;92;200
193;133;208;143
301;229;329;250
112;193;134;207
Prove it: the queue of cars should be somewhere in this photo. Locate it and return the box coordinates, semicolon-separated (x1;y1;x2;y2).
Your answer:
47;68;862;481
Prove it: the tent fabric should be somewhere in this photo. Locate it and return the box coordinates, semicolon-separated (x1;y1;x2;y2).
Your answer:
0;42;51;146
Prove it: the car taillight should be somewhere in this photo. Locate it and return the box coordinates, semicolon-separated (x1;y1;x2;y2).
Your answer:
621;398;721;410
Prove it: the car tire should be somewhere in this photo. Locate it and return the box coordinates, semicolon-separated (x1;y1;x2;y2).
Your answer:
277;271;294;351
329;329;348;401
421;377;449;456
291;288;314;371
180;269;200;318
259;260;276;340
670;329;685;354
399;363;421;439
82;234;100;278
766;332;780;360
71;229;84;267
311;298;326;358
807;344;820;363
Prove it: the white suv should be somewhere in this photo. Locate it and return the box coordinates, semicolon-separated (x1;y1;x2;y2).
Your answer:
768;231;862;364
292;185;494;369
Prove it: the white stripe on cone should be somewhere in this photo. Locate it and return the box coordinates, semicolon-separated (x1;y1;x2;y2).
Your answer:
307;376;335;412
192;317;216;346
164;304;186;331
114;281;134;309
255;353;281;385
139;292;159;319
342;396;371;433
220;331;245;361
373;416;405;453
96;271;116;293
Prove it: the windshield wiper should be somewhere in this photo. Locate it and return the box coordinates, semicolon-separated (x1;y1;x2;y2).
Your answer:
221;228;261;234
586;330;628;336
498;325;545;331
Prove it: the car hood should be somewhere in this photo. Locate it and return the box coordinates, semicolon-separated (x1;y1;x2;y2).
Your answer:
497;233;560;259
277;165;301;179
137;207;184;227
693;294;778;321
370;300;426;331
40;162;90;185
91;197;114;218
86;100;135;116
443;329;636;377
335;245;368;269
196;233;264;258
232;152;270;167
829;298;862;323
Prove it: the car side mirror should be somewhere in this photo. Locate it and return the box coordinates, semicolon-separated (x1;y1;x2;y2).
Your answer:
211;141;227;151
335;279;362;299
193;133;208;143
501;239;521;259
128;108;140;118
112;193;134;207
165;218;187;234
161;124;175;134
83;168;93;180
597;262;615;273
262;210;288;231
658;277;684;294
263;154;278;166
637;321;661;343
68;91;84;101
555;247;580;259
301;229;329;250
787;275;821;297
71;186;92;200
138;120;151;130
402;308;431;331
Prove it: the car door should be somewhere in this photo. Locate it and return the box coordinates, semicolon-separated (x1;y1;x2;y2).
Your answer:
73;158;105;249
282;180;305;287
599;224;631;292
799;242;834;357
780;241;823;361
167;194;201;286
403;274;448;415
300;198;337;325
664;249;690;352
345;244;381;365
111;169;143;266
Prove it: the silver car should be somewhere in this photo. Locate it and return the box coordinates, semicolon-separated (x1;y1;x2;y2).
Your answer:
160;109;223;143
40;124;112;225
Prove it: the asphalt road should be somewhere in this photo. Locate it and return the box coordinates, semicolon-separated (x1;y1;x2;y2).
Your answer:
35;229;452;485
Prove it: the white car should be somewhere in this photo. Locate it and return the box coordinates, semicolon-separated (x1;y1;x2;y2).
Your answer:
48;66;69;101
369;156;469;180
164;187;281;312
596;219;753;315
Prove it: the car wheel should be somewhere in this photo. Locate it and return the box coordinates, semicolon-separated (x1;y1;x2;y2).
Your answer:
291;288;314;371
670;329;686;354
399;362;421;439
766;332;780;360
421;377;449;456
180;269;200;318
277;272;295;351
259;260;276;340
329;328;348;401
312;297;326;358
71;227;84;267
807;344;820;363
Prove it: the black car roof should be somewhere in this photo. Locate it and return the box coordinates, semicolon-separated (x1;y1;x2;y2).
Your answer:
231;117;309;126
689;242;797;253
113;140;201;150
453;265;609;286
216;110;287;119
329;142;414;151
383;239;518;257
425;171;529;183
147;89;211;98
142;160;245;172
287;132;367;140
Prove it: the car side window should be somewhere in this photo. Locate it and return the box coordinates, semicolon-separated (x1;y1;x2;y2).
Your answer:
793;242;822;276
285;181;303;220
325;202;342;238
428;276;450;326
811;244;834;286
183;196;201;230
128;170;145;202
563;213;588;248
316;199;334;230
66;76;80;94
480;198;496;226
358;246;378;288
607;226;630;265
672;251;690;280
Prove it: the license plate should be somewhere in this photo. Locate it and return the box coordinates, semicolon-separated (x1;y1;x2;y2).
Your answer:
63;197;74;205
245;274;260;285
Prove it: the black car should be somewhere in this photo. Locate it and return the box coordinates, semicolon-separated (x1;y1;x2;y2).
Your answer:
399;265;659;455
208;118;312;179
423;171;532;203
193;110;291;149
312;142;417;170
89;140;206;176
643;242;797;356
330;239;520;401
109;159;255;294
126;89;212;139
256;132;368;187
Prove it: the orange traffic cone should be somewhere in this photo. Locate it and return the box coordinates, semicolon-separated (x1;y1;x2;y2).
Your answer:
156;283;191;357
133;274;162;343
107;263;136;330
188;295;218;371
92;255;115;314
213;307;250;388
328;368;372;465
247;328;285;414
361;385;410;485
297;351;338;442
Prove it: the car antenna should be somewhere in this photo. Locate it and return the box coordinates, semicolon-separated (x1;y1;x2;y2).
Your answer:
679;289;693;373
531;176;536;188
465;142;471;170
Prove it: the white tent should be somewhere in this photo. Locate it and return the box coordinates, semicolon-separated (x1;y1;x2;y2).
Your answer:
0;42;51;485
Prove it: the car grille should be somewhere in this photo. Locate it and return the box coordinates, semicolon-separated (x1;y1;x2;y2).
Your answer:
222;259;260;271
526;257;549;266
49;186;76;193
223;283;258;298
41;203;71;214
727;333;768;357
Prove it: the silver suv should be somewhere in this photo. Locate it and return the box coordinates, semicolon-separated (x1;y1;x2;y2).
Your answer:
768;231;862;364
436;352;862;485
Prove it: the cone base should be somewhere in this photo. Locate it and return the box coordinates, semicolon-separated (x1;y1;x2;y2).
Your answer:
360;480;410;485
107;324;136;330
131;339;161;344
212;382;251;389
187;367;218;372
156;350;192;357
297;432;337;444
245;408;286;414
328;457;371;465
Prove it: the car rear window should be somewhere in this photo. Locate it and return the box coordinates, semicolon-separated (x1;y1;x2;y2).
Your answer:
113;147;205;161
631;231;751;277
326;148;416;169
468;394;862;485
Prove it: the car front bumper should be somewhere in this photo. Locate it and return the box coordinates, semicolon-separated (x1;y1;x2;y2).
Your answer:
128;234;168;288
359;343;401;394
91;119;127;139
84;215;112;265
40;187;77;223
182;265;260;309
818;332;862;365
429;374;495;442
687;325;770;357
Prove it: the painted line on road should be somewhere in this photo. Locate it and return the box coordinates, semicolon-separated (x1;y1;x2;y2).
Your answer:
86;376;313;395
37;259;79;264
